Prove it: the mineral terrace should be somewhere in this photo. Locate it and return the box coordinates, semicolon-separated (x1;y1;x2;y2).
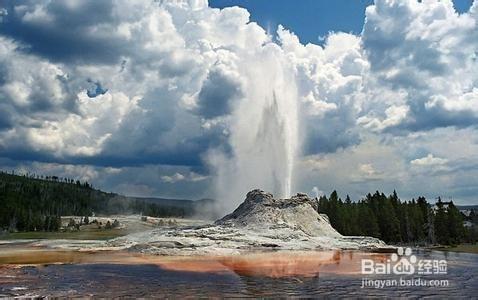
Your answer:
106;189;389;255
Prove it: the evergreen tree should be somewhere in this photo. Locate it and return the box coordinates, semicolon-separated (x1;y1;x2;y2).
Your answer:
357;202;380;237
434;198;449;245
0;171;193;232
446;201;464;245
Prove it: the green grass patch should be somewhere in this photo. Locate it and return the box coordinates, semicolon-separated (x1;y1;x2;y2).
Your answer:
0;228;129;240
436;244;478;254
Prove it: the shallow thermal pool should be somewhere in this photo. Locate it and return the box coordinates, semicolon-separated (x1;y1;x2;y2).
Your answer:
0;244;476;297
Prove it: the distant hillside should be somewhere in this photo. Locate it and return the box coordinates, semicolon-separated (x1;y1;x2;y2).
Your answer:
0;171;215;232
133;196;212;208
457;205;478;210
132;197;218;219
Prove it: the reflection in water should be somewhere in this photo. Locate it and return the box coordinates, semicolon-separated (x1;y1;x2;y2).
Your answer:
0;248;477;297
216;251;375;277
0;248;386;277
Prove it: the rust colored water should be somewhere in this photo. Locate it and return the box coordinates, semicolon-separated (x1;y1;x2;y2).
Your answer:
0;244;477;297
0;246;388;277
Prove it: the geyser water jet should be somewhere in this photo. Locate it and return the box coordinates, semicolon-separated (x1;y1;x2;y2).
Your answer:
210;47;299;213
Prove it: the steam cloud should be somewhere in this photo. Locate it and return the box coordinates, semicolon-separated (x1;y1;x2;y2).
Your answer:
208;48;299;212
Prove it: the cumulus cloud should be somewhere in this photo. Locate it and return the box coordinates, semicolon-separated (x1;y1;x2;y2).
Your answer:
425;89;478;114
161;172;186;183
2;0;475;165
278;27;368;154
0;0;269;167
360;0;478;132
196;62;243;119
161;171;208;183
411;154;448;166
357;105;410;132
0;0;477;203
359;163;378;176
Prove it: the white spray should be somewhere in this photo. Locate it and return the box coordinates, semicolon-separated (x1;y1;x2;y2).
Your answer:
210;45;299;213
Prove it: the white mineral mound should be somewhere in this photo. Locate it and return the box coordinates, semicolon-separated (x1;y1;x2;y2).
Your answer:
215;189;341;238
106;190;388;255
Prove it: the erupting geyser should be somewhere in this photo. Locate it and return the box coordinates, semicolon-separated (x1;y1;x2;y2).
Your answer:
210;47;299;213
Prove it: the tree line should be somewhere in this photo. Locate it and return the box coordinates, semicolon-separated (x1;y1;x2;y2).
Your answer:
0;171;193;232
318;190;476;245
2;170;476;244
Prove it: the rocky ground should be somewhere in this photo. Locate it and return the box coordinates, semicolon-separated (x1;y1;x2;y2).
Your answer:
106;190;389;255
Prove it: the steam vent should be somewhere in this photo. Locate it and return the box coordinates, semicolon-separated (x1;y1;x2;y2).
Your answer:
109;190;389;255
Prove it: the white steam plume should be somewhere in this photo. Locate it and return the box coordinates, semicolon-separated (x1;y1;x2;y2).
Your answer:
209;45;299;213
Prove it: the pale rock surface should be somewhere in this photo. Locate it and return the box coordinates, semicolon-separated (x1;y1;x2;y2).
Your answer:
215;190;341;237
106;190;388;255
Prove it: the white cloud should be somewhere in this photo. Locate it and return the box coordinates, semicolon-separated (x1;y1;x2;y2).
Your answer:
0;0;477;204
425;89;478;113
311;186;325;198
360;0;478;131
0;8;7;22
21;4;53;23
359;163;377;177
161;172;186;183
357;105;410;132
161;171;208;183
277;26;367;154
302;92;337;117
189;172;209;182
2;0;475;162
411;154;448;166
14;161;100;183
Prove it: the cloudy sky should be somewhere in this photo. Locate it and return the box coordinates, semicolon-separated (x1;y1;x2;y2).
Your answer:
0;0;477;205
